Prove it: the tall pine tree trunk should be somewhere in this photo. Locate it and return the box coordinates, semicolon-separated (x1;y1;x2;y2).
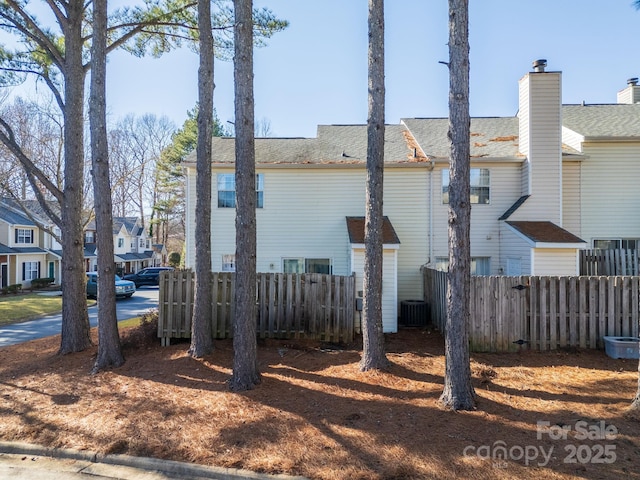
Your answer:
89;0;124;373
631;356;640;410
439;0;476;411
189;0;215;357
360;0;389;372
229;0;260;391
59;0;92;355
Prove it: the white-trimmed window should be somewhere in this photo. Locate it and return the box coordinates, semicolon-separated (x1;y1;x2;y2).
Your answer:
15;228;34;244
118;238;124;248
442;168;490;204
593;238;640;250
435;257;491;276
217;173;264;208
22;261;40;281
222;254;236;272
85;231;95;243
283;258;331;274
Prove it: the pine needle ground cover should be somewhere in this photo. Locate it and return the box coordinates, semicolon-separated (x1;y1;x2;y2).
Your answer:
0;326;638;480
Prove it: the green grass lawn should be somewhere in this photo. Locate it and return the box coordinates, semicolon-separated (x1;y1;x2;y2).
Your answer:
118;317;141;328
0;293;64;326
0;293;144;328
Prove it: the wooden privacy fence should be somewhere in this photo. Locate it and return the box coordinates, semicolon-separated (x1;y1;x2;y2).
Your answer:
580;249;639;276
158;270;356;346
423;268;640;353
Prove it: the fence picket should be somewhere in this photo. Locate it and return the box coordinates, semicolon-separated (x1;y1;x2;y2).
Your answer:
549;277;557;350
589;277;597;349
598;277;606;349
558;277;567;347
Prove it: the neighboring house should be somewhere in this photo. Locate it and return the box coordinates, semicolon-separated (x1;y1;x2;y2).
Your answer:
183;60;640;332
0;198;63;288
84;217;164;273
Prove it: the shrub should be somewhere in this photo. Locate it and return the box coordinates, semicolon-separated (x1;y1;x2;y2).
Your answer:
31;277;55;289
168;252;181;268
2;284;23;295
121;310;159;349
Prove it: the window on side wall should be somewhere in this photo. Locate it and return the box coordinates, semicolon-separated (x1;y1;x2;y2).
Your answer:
442;168;490;204
593;239;640;250
222;254;235;272
434;256;490;276
283;258;331;274
217;173;264;208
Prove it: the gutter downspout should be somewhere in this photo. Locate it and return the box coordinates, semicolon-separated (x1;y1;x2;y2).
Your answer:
427;157;435;266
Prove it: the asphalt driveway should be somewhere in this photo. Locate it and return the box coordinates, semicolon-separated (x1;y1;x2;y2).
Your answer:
0;288;159;348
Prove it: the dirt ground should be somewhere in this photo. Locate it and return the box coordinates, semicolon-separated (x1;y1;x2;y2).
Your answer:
0;321;639;480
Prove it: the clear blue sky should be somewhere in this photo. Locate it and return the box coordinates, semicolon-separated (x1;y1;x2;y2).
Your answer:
103;0;639;138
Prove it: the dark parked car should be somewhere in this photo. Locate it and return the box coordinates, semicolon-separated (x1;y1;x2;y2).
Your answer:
123;267;174;288
86;272;136;299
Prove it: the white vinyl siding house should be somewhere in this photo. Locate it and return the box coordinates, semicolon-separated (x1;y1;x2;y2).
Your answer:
183;61;640;332
531;249;580;276
0;201;54;288
578;143;640;246
562;161;582;236
498;224;532;275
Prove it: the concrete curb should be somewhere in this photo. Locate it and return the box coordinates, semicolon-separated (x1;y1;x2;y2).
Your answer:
0;441;308;480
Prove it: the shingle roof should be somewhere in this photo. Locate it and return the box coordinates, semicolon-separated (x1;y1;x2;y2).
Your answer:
194;124;418;166
0;204;35;226
345;216;401;245
562;104;640;138
0;242;17;254
112;217;139;235
185;103;640;168
402;117;522;159
0;197;60;225
12;247;48;254
115;252;153;261
506;221;585;244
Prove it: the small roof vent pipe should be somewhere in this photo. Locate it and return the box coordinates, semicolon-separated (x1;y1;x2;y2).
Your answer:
532;59;547;73
628;77;639;86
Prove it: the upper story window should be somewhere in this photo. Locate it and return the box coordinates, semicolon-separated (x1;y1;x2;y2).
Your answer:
118;238;124;248
442;168;490;204
85;231;95;244
15;228;34;244
217;173;264;208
